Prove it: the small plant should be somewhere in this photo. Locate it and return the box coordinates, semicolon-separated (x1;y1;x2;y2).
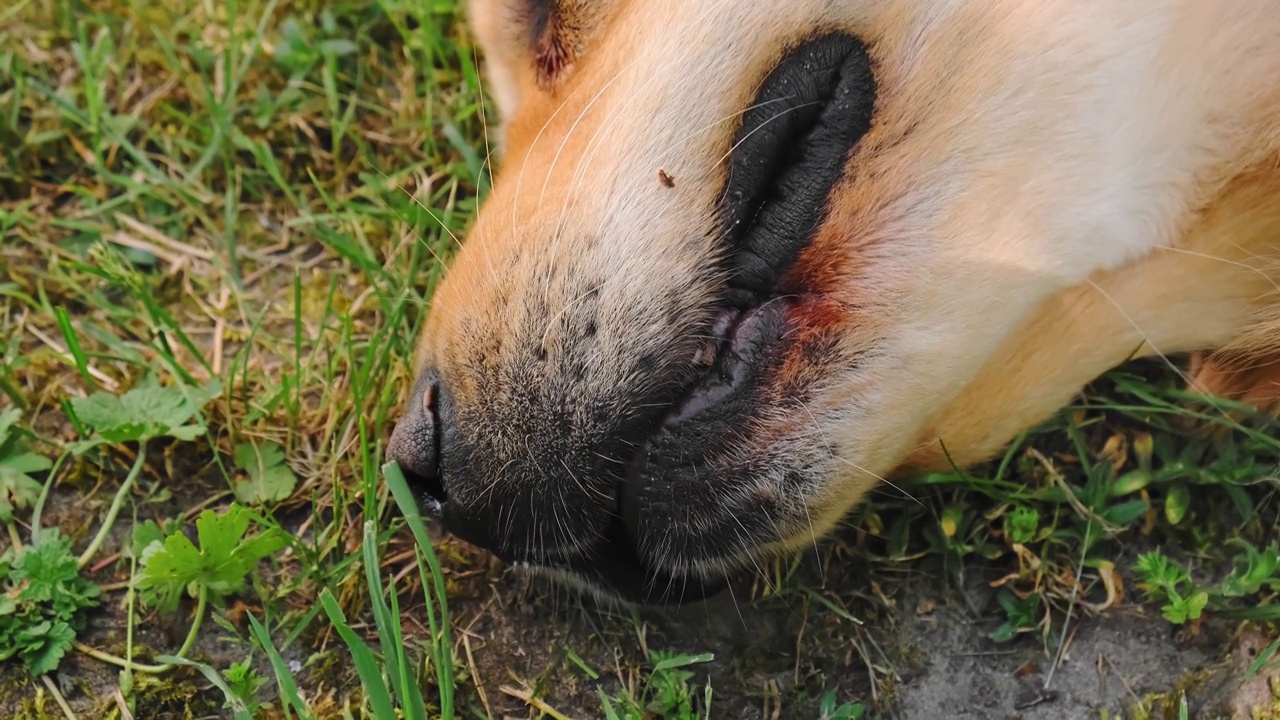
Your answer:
600;649;715;720
222;657;271;715
1218;540;1280;598
1003;505;1040;545
232;440;298;506
1134;551;1209;624
65;378;222;569
134;504;287;617
1132;543;1280;626
0;528;102;674
990;590;1043;642
818;691;867;720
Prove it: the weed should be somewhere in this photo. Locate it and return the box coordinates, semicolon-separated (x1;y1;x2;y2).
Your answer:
600;650;716;720
222;657;271;715
0;529;101;675
64;377;222;568
1134;550;1212;625
135;503;287;635
1134;542;1280;625
0;409;49;526
990;590;1043;643
818;691;867;720
231;440;298;506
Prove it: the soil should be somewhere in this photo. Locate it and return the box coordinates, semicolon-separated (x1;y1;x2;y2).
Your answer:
2;474;1273;720
446;544;1259;720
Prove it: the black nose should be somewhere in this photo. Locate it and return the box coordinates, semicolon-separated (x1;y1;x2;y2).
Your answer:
386;373;446;518
386;370;522;559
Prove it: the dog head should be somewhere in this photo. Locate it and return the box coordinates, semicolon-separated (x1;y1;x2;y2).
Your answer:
387;0;1280;603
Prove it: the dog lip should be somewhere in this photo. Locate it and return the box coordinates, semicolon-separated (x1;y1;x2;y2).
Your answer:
715;32;875;300
664;302;785;428
521;514;727;605
553;33;875;601
619;299;788;538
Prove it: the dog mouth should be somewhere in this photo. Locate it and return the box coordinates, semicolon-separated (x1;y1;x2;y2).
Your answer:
520;302;789;605
522;32;878;605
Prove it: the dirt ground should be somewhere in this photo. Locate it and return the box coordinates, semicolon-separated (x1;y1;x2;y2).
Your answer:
2;466;1273;720
443;541;1265;719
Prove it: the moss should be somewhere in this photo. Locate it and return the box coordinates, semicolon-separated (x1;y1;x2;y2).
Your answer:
131;669;220;718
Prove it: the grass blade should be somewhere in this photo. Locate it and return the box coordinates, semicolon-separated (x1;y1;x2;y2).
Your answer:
247;613;314;720
318;589;397;720
384;461;455;718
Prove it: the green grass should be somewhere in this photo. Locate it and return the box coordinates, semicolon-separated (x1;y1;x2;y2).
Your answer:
2;0;1279;718
3;0;480;715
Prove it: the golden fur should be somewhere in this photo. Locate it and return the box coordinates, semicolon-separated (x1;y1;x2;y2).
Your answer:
399;0;1280;592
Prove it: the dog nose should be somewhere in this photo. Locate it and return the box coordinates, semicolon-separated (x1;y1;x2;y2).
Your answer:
387;372;518;558
386;373;446;518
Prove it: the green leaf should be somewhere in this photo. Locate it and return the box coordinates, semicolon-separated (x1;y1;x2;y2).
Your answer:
1162;590;1208;625
1102;498;1148;527
319;589;397;720
650;650;715;673
1109;469;1151;497
1004;506;1039;545
232;441;298;505
69;379;221;445
1134;550;1188;600
19;619;76;675
0;407;21;440
598;689;627;720
1164;483;1191;525
135;505;286;611
0;531;98;675
10;530;102;609
0;459;46;524
247;614;316;720
129;518;174;561
990;591;1041;642
1220;541;1280;598
222;657;269;712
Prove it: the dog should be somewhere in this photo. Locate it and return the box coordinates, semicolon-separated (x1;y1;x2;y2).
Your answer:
387;0;1280;605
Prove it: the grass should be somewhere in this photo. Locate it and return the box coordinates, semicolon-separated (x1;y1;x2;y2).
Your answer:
1;0;1278;718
